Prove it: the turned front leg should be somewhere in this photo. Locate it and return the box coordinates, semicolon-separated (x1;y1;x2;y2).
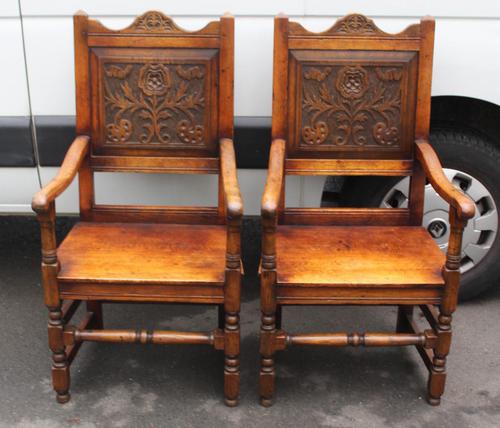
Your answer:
428;311;452;405
428;208;465;405
224;309;240;407
259;267;277;406
37;203;71;403
48;304;71;403
223;221;241;407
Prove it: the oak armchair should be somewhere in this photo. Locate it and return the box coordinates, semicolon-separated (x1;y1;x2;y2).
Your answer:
32;11;243;406
259;14;475;406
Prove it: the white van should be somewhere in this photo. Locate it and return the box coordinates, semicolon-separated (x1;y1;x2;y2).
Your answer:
1;0;499;299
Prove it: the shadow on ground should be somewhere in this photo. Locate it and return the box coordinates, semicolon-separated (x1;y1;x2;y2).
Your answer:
0;216;499;427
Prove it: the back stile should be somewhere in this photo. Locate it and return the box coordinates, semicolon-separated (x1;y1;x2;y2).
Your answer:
271;15;289;141
74;12;94;219
218;14;235;220
272;15;289;221
409;17;435;225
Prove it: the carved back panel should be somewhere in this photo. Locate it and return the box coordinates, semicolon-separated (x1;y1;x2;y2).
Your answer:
75;11;233;170
92;47;218;157
291;50;417;159
273;14;435;165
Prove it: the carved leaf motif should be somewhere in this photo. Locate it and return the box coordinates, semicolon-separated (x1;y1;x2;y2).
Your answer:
103;62;206;146
302;121;329;145
105;65;132;79
106;119;132;143
176;65;204;80
375;67;402;81
304;67;331;82
301;65;402;147
177;120;204;144
334;14;378;35
132;12;176;33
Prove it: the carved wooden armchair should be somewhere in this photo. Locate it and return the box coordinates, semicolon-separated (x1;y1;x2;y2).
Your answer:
32;11;242;406
259;14;475;406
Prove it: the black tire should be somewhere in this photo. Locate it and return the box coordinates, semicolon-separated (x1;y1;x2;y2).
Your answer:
329;129;500;301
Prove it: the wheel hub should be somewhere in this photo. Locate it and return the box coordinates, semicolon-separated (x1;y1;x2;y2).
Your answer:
381;168;498;274
427;219;448;239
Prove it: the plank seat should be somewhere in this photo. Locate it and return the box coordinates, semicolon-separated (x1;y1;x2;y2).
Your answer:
58;222;227;286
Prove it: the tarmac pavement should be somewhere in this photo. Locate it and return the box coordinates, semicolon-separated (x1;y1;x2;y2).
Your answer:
0;216;499;427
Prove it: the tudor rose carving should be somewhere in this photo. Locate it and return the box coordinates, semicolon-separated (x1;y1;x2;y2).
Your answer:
104;63;206;146
301;65;402;147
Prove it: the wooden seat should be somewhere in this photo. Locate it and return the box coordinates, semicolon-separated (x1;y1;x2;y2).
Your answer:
276;226;445;288
58;222;227;286
259;13;475;407
32;11;242;407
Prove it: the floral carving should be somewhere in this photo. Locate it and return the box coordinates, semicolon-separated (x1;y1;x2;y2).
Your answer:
133;12;176;32
335;66;368;99
375;67;402;81
334;14;378;35
301;65;401;146
177;120;204;144
373;122;399;146
302;121;329;145
105;65;132;79
106;119;132;143
304;67;331;82
176;65;204;80
103;62;206;146
138;64;171;96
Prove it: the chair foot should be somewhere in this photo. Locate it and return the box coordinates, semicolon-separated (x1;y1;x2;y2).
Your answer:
259;356;275;407
223;311;240;406
224;398;239;407
224;361;240;407
260;397;273;407
427;367;446;406
427;395;441;406
427;310;451;406
56;392;71;404
49;307;71;405
260;309;277;405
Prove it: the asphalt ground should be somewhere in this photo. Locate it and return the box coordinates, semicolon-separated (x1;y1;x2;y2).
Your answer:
1;216;499;427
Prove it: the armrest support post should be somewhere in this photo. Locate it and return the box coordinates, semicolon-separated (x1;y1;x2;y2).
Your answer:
415;139;475;221
441;207;466;316
32;135;90;214
220;138;243;270
37;202;60;308
416;139;472;320
261;139;286;270
32;135;89;308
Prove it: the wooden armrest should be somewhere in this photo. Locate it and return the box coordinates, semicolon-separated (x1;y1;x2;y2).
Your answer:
220;138;243;220
32;135;90;213
416;139;475;220
261;139;286;221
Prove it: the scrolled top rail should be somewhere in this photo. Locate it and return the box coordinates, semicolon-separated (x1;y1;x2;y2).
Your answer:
81;10;221;36
288;13;425;39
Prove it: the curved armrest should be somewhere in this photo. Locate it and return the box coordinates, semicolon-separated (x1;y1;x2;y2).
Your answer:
416;139;475;220
261;139;286;221
220;138;243;221
32;135;90;213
